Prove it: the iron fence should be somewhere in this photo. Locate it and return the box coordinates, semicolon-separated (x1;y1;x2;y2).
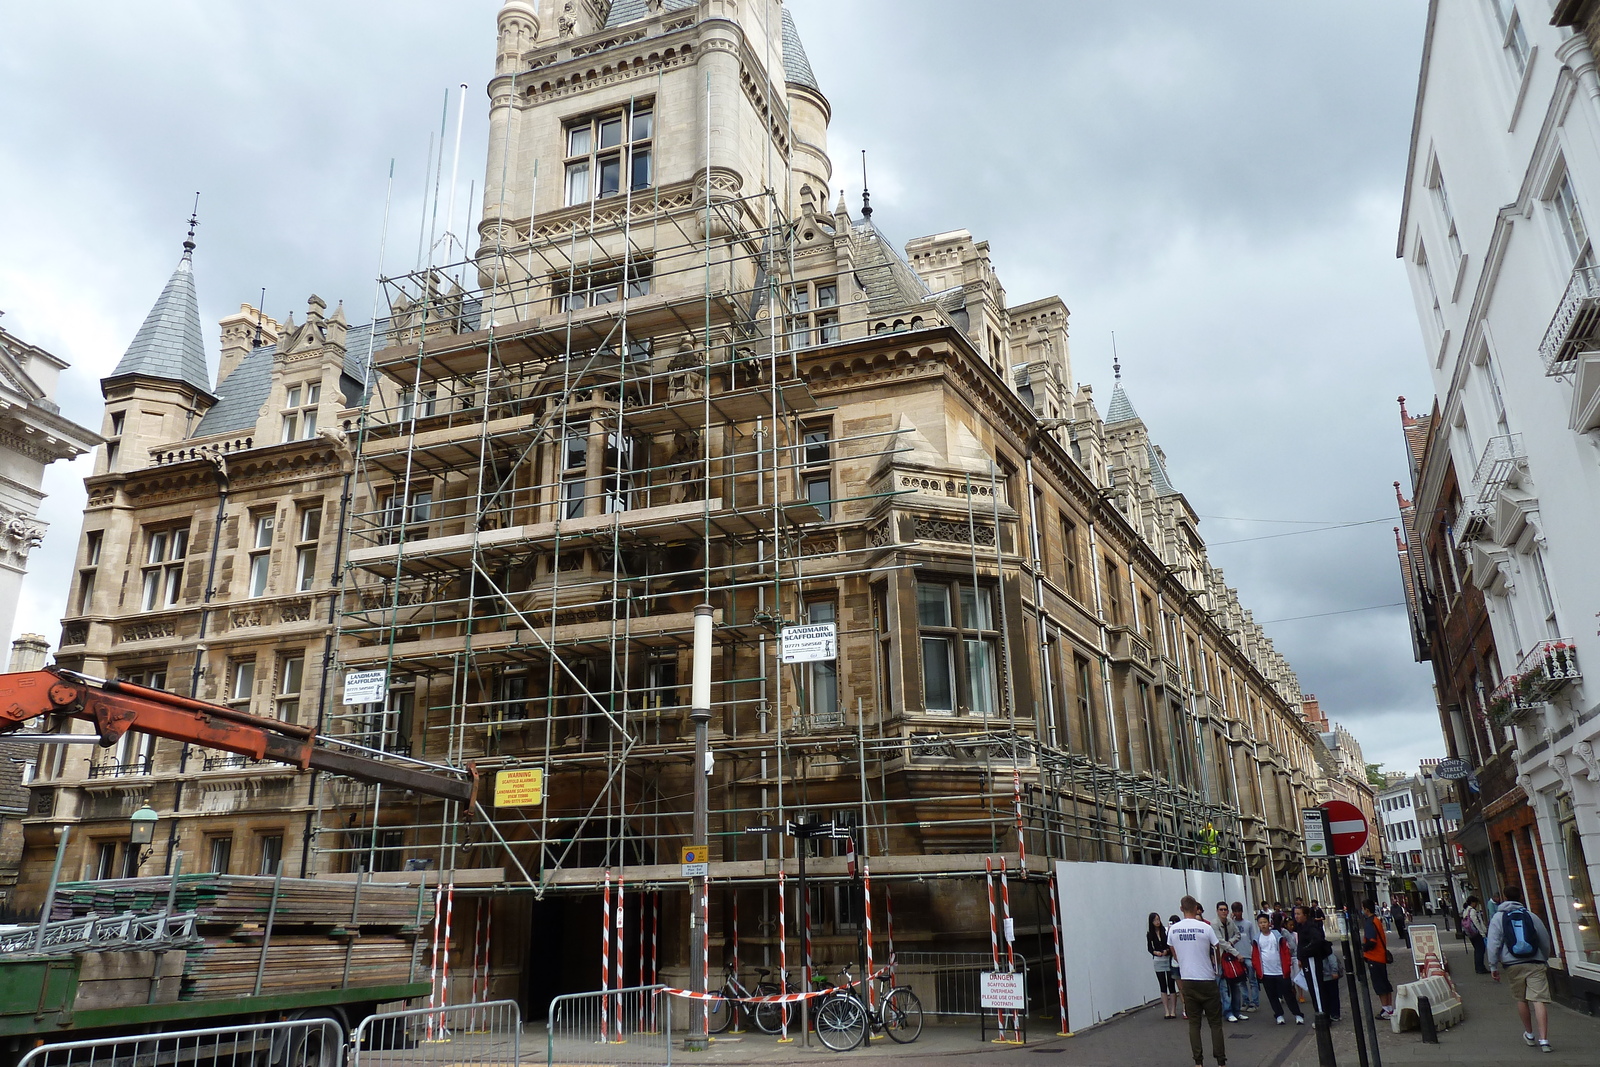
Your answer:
547;985;670;1067
352;1001;521;1067
892;951;1031;1019
18;1018;343;1067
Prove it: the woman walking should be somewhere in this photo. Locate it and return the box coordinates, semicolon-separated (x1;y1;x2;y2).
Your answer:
1148;912;1178;1018
1462;895;1489;974
1253;913;1304;1025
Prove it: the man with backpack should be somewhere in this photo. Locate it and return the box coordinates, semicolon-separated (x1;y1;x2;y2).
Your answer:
1486;884;1556;1054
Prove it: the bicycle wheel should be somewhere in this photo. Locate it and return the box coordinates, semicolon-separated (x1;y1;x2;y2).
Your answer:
814;993;868;1052
881;987;923;1043
706;992;733;1034
753;987;788;1035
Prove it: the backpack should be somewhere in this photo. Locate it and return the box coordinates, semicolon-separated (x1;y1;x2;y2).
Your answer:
1500;906;1541;961
1321;951;1343;981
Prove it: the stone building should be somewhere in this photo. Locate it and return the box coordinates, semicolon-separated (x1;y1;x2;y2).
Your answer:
26;0;1330;1023
22;225;370;898
1397;2;1600;1007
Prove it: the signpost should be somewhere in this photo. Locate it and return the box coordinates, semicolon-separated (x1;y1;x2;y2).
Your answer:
341;670;387;705
779;623;837;664
493;768;543;807
1320;800;1382;1067
1303;807;1330;859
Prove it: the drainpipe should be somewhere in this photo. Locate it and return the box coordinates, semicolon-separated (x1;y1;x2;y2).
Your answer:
1022;448;1056;747
1086;523;1120;770
301;464;355;877
169;456;229;874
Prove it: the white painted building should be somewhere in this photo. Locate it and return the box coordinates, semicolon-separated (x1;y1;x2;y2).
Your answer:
1398;0;1600;1003
1378;777;1425;889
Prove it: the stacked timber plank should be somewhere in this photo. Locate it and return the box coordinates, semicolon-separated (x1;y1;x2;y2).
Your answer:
49;876;432;1001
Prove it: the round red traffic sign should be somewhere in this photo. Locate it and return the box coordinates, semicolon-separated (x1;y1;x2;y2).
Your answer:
1320;800;1369;856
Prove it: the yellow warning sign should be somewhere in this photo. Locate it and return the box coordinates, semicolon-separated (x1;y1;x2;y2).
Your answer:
681;845;709;877
494;768;544;807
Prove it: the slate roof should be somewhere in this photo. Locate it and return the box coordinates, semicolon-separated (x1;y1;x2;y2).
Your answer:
108;253;211;394
603;0;820;92
851;225;934;316
193;321;382;439
1104;383;1139;425
1147;443;1179;497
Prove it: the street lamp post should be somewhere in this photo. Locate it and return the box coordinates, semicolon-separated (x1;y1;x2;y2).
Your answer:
129;802;159;872
687;604;714;1051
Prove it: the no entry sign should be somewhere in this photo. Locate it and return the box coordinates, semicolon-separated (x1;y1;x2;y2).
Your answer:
1320;800;1369;857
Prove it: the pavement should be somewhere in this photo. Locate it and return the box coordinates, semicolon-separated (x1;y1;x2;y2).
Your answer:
641;938;1600;1067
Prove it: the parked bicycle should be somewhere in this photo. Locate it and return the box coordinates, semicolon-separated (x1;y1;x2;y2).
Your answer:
810;963;923;1051
706;966;794;1035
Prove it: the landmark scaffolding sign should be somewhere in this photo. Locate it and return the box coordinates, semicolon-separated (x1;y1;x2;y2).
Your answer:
341;670;387;705
779;622;836;664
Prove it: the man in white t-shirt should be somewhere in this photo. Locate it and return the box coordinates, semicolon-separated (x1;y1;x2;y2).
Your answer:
1169;895;1227;1067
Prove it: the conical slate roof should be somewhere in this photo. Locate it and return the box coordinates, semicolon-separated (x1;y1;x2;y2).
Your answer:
603;1;820;92
1147;443;1179;497
1104;382;1139;424
108;253;210;393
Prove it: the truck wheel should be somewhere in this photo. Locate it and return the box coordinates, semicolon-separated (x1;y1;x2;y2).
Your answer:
272;1010;346;1067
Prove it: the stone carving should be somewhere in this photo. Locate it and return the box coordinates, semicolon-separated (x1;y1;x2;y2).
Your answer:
1516;772;1537;807
1575;740;1600;782
230;608;265;629
1553;754;1576;796
60;622;87;647
119;619;175;643
0;504;46;566
915;517;995;546
280;599;312;623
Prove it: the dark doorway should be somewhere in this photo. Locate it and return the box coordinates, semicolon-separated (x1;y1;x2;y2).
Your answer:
524;890;657;1019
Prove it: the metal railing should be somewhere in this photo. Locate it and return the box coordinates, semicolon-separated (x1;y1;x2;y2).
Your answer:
892;951;1031;1019
1540;262;1600;375
0;910;202;955
548;985;669;1067
86;758;153;779
352;1000;521;1067
1458;433;1526;541
19;1018;344;1067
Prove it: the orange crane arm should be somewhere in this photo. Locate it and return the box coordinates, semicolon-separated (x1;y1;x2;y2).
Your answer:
0;668;476;805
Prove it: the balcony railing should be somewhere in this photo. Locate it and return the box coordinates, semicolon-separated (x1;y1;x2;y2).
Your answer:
1457;433;1526;541
1488;638;1581;724
86;759;152;779
201;754;270;772
1540;263;1600;376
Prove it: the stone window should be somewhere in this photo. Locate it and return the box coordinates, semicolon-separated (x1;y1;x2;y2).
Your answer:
563;102;652;206
554;259;652;311
802;599;839;726
916;580;999;716
295;505;321;592
207;835;233;874
281;381;321;443
788;279;840;348
140;525;188;611
799;422;832;520
248;511;275;598
1103;558;1123;625
77;530;102;615
229;658;256;708
399;385;436;421
257;833;283;875
276;655;304;724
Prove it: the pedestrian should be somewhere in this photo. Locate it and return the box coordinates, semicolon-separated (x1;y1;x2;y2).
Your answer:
1231;902;1260;1011
1361;899;1396;1020
1390;898;1410;948
1293;904;1334;1019
1485;883;1556;1054
1149;912;1179;1019
1214;901;1247;1022
1253;913;1302;1025
1462;894;1489;974
1170;896;1227;1067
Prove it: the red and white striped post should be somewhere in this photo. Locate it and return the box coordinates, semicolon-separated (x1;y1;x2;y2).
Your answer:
862;858;876;1013
426;884;443;1041
777;870;792;1042
1013;767;1028;870
985;857;1004;1041
601;872;612;1044
884;883;896;983
998;859;1019;1043
440;883;455;1024
1049;869;1069;1035
728;883;742;1032
615;874;626;1037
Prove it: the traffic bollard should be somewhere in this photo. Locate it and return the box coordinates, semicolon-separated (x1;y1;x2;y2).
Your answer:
1417;996;1438;1044
1314;1011;1338;1067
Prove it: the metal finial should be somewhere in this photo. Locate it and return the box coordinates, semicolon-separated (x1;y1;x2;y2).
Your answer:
182;192;200;259
860;150;872;221
252;287;266;349
1112;331;1121;381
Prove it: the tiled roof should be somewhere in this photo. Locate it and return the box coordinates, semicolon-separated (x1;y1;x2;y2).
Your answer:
193;321;382;439
1147;443;1179;497
1104;383;1139;425
603;0;820;92
852;225;933;315
108;255;211;393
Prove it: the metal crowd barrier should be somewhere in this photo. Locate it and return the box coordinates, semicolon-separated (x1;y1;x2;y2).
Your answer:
19;1018;344;1067
352;1000;521;1067
893;951;1032;1022
547;985;670;1067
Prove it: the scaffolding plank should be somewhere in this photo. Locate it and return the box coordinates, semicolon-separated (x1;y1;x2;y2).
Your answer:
622;379;820;434
339;607;715;669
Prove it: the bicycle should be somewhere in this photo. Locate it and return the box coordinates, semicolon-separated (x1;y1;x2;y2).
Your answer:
809;963;924;1051
839;961;923;1044
706;966;792;1035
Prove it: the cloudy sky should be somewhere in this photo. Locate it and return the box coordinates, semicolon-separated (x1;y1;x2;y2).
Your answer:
0;1;1439;774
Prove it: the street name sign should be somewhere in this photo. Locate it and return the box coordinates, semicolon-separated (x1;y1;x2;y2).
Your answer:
779;622;837;664
341;670;387;705
1320;799;1369;857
